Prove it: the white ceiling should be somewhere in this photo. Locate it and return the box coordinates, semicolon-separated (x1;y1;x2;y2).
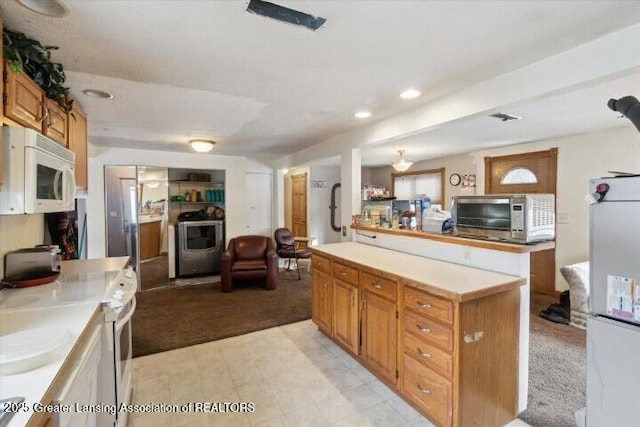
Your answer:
2;0;640;166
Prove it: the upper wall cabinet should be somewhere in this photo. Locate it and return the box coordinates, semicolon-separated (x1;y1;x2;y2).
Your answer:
68;103;88;191
3;61;68;146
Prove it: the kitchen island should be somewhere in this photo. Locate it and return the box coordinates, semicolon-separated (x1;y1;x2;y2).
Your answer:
351;225;554;415
0;257;129;427
310;242;527;427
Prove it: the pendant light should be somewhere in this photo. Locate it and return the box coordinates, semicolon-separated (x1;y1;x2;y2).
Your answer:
189;139;216;153
391;150;413;172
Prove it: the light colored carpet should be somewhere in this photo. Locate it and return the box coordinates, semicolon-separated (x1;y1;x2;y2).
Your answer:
518;293;586;427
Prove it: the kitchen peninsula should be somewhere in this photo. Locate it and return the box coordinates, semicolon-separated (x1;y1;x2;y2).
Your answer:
311;235;553;427
0;257;130;427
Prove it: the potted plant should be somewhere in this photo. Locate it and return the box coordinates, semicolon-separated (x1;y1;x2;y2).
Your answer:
3;27;73;112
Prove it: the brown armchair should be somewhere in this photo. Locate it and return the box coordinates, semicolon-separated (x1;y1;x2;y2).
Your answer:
221;235;278;292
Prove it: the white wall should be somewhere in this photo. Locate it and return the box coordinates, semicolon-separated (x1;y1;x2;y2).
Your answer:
87;146;248;259
366;126;640;291
309;165;341;245
0;214;44;277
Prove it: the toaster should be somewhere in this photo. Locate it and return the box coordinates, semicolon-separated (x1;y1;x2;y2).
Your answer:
4;247;62;278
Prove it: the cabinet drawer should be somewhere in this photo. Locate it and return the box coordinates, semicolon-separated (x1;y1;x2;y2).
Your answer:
403;354;452;427
333;262;358;286
361;272;396;301
404;310;453;352
404;286;454;325
404;332;453;379
312;254;331;275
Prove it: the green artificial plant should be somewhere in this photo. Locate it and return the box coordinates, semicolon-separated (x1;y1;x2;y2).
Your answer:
3;28;73;112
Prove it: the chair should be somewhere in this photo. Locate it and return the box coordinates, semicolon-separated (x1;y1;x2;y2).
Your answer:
274;228;312;279
220;235;278;292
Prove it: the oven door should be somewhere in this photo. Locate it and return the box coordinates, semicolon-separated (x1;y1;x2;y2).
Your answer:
24;146;76;213
114;296;136;424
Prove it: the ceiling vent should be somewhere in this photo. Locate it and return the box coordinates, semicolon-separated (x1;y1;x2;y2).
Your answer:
489;112;523;122
246;0;326;31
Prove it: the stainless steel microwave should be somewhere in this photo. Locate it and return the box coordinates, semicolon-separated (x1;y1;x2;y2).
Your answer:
451;194;555;243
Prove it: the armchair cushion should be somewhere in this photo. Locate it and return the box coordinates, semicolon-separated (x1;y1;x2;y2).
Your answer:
221;235;277;292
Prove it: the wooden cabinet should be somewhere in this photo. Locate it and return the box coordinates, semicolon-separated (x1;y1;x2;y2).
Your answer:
310;246;522;427
361;289;397;385
401;284;520;427
311;269;333;335
68;103;88;190
3;61;46;130
3;61;68;146
43;97;68;145
139;220;161;260
333;278;359;354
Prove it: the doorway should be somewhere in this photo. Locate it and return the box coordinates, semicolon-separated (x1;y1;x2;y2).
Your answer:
291;172;308;246
484;148;558;295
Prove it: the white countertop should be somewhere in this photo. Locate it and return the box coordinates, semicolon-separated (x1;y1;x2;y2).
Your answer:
138;215;164;224
311;242;525;301
0;257;129;427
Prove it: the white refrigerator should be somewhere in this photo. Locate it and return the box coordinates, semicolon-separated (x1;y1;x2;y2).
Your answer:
587;175;640;427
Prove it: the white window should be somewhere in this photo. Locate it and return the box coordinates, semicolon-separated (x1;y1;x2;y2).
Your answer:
500;167;538;185
392;168;444;204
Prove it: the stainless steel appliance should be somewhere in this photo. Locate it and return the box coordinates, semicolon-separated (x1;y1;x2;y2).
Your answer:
98;265;137;427
4;247;62;278
587;175;640;426
177;220;224;276
0;125;76;214
451;194;555;243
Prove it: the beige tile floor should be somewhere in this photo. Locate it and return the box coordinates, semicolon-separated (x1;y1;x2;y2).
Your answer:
128;320;530;427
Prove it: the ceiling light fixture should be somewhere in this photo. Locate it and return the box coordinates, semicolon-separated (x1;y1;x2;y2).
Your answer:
391;150;413;172
15;0;69;17
354;111;372;119
400;88;421;99
189;139;216;153
82;89;114;99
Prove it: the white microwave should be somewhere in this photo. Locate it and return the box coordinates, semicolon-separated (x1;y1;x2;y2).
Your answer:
0;125;76;214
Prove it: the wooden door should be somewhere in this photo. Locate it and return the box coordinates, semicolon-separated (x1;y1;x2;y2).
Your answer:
333;279;359;354
362;291;397;385
43;98;68;146
311;270;333;335
291;173;308;245
4;62;45;129
68;103;88;190
485;148;557;295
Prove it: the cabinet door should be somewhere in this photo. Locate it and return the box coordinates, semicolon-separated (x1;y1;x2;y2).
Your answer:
362;291;397;384
43;98;68;146
333;279;359;354
68;103;88;190
312;270;333;335
4;62;45;129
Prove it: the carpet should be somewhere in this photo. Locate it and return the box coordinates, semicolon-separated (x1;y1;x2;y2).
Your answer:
131;269;311;357
518;293;586;427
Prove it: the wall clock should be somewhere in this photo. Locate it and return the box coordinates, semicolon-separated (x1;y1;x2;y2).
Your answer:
449;173;461;186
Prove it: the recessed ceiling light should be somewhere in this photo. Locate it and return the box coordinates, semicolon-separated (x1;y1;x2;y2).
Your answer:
400;88;421;99
15;0;69;17
83;89;114;99
354;111;372;119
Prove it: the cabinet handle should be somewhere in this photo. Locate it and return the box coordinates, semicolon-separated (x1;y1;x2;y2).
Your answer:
38;101;49;123
372;284;383;289
418;301;432;309
417;348;432;359
417;324;431;333
417;383;432;395
339;271;347;276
